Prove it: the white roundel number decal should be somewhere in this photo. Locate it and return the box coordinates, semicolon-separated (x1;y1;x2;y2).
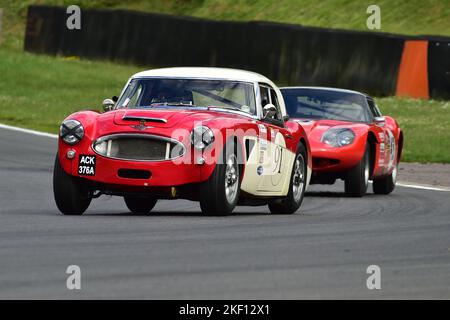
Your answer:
386;129;396;167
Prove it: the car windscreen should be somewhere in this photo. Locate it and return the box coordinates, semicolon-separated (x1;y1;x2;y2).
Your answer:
281;88;372;123
117;78;257;115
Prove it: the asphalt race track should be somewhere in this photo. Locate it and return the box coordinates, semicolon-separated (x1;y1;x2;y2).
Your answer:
0;127;449;299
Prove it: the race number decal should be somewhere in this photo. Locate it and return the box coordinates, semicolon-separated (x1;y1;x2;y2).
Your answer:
78;155;96;176
270;132;287;187
273;146;283;174
386;130;396;167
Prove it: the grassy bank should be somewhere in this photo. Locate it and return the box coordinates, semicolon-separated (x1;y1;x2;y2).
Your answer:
1;0;450;51
0;50;449;163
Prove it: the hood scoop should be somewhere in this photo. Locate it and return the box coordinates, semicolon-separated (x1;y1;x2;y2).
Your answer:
113;109;175;127
122;115;168;124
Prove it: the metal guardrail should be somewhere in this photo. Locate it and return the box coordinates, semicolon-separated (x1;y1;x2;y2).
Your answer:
23;5;450;100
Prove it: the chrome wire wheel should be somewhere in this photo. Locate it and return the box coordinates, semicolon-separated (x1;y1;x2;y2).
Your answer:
225;154;239;204
292;154;305;203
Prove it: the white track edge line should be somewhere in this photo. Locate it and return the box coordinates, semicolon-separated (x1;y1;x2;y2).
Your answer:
396;182;450;192
368;180;449;192
0;123;58;139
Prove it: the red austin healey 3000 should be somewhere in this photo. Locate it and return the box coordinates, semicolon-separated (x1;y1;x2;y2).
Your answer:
54;68;312;216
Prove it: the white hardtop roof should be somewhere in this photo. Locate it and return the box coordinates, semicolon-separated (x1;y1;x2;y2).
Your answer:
281;86;368;97
132;67;275;85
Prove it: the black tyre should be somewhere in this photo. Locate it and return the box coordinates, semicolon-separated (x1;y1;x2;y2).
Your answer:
345;144;370;197
268;143;307;215
199;142;240;216
53;155;91;215
373;165;397;195
124;196;157;214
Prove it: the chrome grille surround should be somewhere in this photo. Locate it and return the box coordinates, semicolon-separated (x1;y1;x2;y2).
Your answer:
92;133;185;161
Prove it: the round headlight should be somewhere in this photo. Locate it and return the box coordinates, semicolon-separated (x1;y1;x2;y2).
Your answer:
60;119;84;145
93;140;108;155
191;126;215;149
321;128;355;147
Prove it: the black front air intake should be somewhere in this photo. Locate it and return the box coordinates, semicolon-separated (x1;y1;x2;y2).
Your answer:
118;169;151;179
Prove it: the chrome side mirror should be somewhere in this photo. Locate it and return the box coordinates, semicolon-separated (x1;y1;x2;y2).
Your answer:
102;98;115;112
263;104;277;119
374;116;386;126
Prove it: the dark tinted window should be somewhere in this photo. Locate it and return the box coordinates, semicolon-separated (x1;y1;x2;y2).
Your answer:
281;88;372;123
259;85;270;107
367;99;382;118
270;89;283;121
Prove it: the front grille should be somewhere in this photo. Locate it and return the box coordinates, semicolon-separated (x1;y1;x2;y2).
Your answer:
93;134;185;161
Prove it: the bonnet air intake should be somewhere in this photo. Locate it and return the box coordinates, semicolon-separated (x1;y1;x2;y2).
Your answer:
122;116;167;123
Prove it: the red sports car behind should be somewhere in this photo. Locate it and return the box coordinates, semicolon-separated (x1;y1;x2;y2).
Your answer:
281;87;403;196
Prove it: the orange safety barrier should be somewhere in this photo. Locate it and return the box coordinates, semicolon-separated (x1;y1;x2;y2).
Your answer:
396;40;429;99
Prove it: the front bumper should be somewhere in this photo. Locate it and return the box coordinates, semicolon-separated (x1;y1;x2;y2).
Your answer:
58;140;207;187
311;144;366;173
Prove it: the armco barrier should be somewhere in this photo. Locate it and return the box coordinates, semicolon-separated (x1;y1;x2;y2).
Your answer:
24;5;449;99
428;38;450;100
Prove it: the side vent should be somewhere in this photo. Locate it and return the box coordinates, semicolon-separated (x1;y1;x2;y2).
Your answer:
245;139;256;161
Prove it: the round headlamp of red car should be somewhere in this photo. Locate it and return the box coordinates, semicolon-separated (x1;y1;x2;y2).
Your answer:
60;119;84;145
321;128;355;147
191;126;215;149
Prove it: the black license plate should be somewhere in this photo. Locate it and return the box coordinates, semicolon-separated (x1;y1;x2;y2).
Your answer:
78;155;96;176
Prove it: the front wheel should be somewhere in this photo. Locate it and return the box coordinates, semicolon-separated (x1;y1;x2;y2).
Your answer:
124;196;157;214
268;143;307;215
345;144;370;197
53;155;91;215
199;142;240;216
373;165;397;195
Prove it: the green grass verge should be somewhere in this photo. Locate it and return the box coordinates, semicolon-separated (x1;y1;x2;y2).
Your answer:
1;50;449;163
377;98;450;164
0;50;140;133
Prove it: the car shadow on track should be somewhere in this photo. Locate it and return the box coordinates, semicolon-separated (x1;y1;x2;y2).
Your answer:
306;191;378;198
87;211;269;217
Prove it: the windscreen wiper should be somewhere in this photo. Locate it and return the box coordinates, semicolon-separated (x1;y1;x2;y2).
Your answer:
207;105;242;112
150;102;197;107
